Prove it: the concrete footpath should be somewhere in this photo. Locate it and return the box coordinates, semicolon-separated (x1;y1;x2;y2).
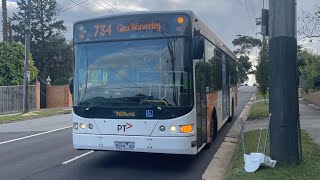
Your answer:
202;93;256;180
245;100;320;144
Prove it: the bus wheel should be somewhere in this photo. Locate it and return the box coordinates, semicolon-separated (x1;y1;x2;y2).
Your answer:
211;113;218;140
227;100;234;122
205;112;217;149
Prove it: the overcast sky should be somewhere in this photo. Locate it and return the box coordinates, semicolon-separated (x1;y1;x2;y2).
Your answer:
1;0;319;83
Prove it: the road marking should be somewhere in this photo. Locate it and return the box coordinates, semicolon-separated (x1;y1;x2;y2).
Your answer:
0;126;72;145
62;150;94;164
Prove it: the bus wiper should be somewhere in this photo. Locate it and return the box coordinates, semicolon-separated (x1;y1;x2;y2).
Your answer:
141;101;162;111
79;97;138;109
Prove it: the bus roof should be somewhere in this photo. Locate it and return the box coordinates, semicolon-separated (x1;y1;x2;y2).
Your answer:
74;10;236;60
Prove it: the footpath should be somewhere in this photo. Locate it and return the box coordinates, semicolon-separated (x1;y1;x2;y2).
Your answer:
0;107;72;124
245;100;320;144
202;97;320;180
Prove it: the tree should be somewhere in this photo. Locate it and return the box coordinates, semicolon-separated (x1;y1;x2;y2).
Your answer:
0;42;38;86
255;38;269;103
299;50;320;92
232;36;261;83
11;0;67;79
232;36;262;55
237;55;252;83
45;36;73;84
299;5;320;39
2;0;9;41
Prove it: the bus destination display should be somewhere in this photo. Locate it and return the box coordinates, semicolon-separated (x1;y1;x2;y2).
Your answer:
74;15;189;43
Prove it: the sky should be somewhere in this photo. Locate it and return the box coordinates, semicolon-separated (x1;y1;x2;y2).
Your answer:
1;0;319;84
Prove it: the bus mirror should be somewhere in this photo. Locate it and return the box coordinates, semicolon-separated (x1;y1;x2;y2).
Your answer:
193;37;204;59
69;77;74;95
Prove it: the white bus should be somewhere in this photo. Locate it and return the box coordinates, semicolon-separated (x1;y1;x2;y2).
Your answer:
70;11;237;155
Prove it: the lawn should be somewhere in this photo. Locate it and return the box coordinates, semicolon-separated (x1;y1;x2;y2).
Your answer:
225;130;320;180
0;109;72;124
256;92;269;101
249;101;269;119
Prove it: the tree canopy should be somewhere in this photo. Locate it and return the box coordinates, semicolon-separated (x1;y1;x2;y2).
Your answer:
11;0;66;43
10;0;72;83
255;38;269;103
0;42;38;86
299;5;320;39
232;36;262;55
298;50;320;92
232;35;261;83
237;55;252;83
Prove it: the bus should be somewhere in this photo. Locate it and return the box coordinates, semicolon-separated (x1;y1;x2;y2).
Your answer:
70;10;237;155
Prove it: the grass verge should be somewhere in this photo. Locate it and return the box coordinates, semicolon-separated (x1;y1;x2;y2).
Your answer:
256;92;269;101
225;130;320;180
0;109;72;124
249;101;269;119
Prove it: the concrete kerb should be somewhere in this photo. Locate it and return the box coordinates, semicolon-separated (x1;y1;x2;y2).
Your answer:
202;93;256;180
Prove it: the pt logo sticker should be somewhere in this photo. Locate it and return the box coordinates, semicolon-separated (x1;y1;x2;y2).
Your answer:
117;123;133;132
146;110;153;118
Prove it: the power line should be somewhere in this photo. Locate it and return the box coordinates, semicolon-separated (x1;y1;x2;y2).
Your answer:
60;0;90;13
92;0;115;14
249;0;258;19
101;0;121;13
244;0;256;34
70;0;99;15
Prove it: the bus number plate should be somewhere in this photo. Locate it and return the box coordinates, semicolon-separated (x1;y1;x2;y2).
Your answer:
114;141;135;150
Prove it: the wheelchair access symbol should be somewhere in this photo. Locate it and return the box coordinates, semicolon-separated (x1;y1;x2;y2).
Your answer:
146;110;153;118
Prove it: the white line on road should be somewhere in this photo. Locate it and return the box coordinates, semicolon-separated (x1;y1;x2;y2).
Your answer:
62;150;94;165
0;126;72;145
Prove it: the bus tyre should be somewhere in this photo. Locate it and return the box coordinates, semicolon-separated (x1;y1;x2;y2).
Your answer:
227;101;234;122
205;112;217;149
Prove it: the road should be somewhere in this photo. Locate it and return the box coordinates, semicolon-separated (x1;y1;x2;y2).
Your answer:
0;86;256;180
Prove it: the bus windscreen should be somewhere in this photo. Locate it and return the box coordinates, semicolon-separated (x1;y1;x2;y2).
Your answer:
74;14;190;43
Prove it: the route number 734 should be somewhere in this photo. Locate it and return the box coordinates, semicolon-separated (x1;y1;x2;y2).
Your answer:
94;24;112;37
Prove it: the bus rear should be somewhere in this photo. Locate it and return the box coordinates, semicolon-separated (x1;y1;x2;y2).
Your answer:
72;12;200;154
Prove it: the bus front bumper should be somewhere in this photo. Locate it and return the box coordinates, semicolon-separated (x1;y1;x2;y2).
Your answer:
73;133;198;155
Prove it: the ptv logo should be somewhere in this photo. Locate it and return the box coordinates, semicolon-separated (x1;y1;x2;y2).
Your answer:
117;123;133;132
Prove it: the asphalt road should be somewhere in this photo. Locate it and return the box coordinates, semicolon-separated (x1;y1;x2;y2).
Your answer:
0;86;256;180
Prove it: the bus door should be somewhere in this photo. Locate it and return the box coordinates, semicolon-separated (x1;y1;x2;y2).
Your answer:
194;59;207;147
222;54;229;120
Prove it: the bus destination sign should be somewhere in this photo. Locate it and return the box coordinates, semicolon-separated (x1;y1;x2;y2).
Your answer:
74;15;190;43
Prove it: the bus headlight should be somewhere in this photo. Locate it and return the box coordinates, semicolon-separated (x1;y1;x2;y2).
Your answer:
180;125;193;133
73;122;78;130
170;126;176;133
80;123;86;129
88;123;93;130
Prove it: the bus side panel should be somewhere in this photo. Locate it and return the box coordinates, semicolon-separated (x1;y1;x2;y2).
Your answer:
230;87;233;116
206;91;218;143
216;91;224;131
234;86;238;109
230;86;238;115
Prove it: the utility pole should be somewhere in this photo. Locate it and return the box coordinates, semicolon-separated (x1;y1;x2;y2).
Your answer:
269;0;301;163
2;0;9;41
23;0;31;113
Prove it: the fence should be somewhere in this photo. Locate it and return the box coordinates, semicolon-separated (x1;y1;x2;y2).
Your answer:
46;84;72;108
0;85;38;115
302;91;320;107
